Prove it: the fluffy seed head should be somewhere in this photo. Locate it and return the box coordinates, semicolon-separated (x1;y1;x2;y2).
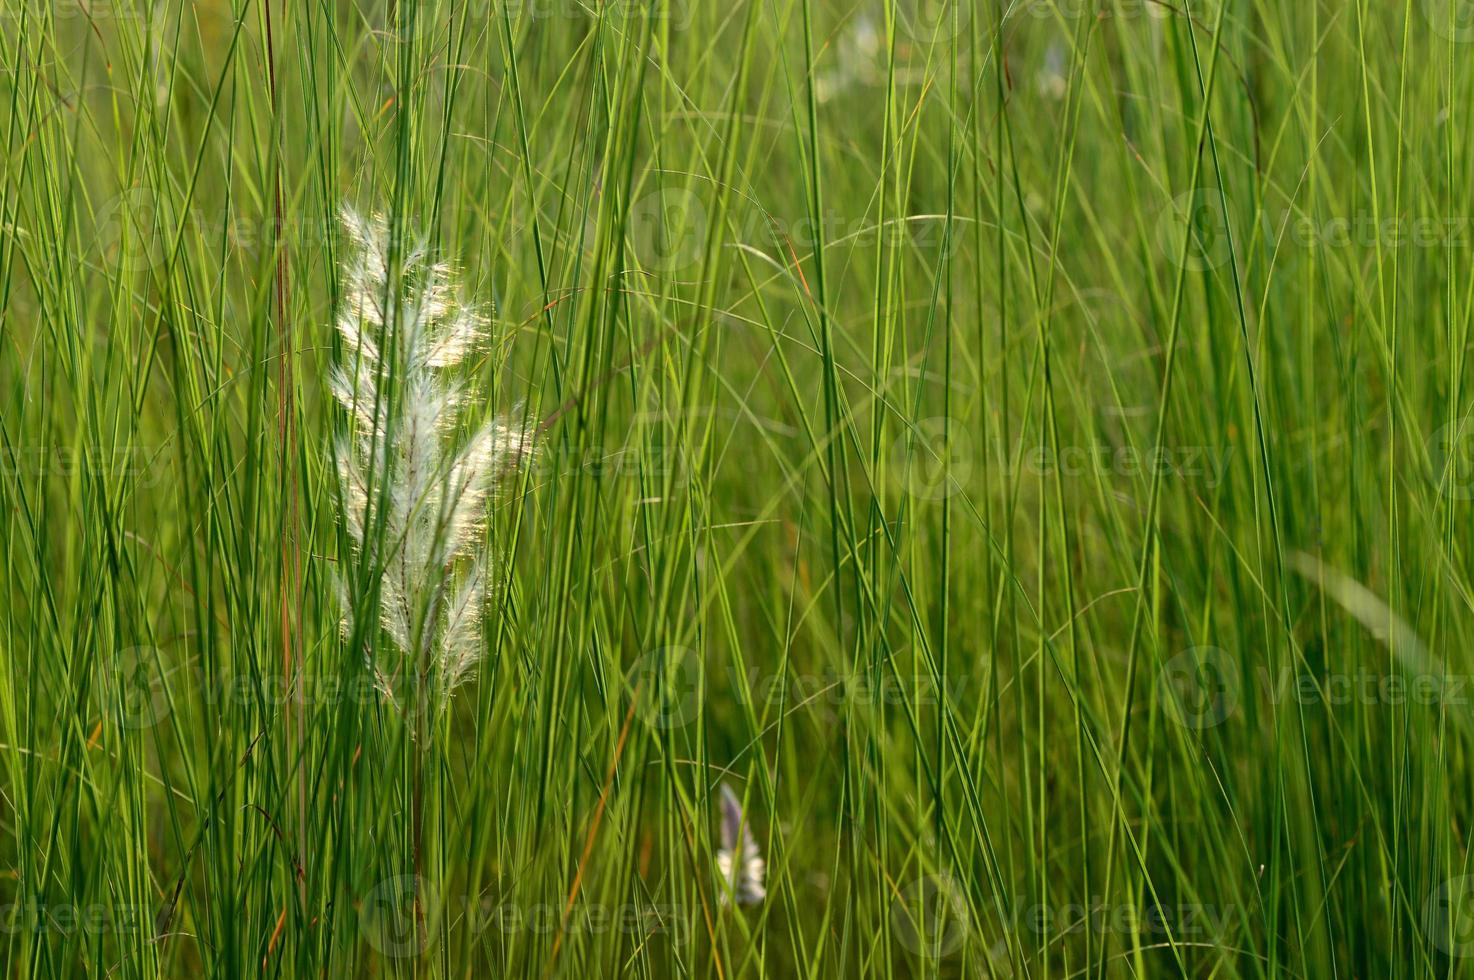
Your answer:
332;205;533;715
717;783;767;907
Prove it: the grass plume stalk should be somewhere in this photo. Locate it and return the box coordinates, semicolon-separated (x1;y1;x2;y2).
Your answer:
331;206;531;953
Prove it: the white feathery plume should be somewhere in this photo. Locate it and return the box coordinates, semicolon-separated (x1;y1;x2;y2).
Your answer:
332;206;533;715
716;784;766;907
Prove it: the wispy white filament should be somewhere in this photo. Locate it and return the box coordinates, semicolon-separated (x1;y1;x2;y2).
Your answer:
332;206;532;715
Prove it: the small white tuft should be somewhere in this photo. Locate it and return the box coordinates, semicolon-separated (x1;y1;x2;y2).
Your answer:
716;783;767;907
